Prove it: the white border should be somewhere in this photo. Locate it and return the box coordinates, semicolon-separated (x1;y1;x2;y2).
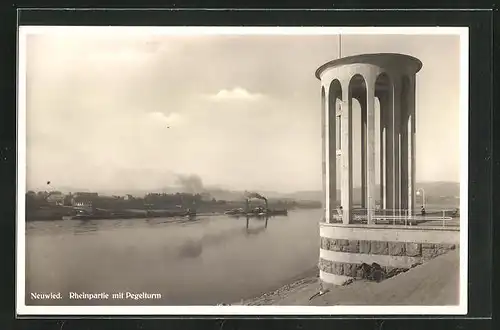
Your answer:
16;26;469;316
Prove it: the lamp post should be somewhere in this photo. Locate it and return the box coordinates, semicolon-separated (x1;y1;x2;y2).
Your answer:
416;188;426;209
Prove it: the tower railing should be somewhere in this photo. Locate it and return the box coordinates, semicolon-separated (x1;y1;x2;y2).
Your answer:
328;207;458;228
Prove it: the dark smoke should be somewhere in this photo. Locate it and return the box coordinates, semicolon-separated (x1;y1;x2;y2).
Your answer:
175;174;204;194
244;191;268;202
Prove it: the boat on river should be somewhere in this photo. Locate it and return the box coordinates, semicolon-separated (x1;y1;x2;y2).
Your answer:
225;191;288;217
225;207;288;217
66;207;197;220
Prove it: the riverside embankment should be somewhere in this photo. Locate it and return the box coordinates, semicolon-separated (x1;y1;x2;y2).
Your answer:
239;248;460;306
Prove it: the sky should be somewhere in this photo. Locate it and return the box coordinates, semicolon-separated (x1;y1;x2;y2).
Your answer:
23;29;462;193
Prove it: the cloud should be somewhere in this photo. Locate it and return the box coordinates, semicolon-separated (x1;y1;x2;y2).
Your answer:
147;111;184;126
206;87;264;102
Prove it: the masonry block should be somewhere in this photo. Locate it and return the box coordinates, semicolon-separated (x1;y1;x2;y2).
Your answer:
334;262;344;275
405;242;422;257
343;263;357;277
421;243;454;260
338;239;349;246
322;237;330;250
435;243;456;251
422;247;437;259
421;243;435;249
326;260;334;273
370;241;388;255
319;258;332;273
328;239;343;252
318;259;325;271
388;242;406;256
326;261;334;274
359;240;371;254
326;262;335;274
343;240;359;253
433;244;456;258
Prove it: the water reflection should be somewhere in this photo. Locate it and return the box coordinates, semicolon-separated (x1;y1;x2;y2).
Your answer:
72;220;99;235
146;216;204;227
245;215;269;235
177;239;203;259
175;215;270;260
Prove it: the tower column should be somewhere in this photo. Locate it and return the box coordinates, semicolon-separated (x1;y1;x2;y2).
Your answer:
408;76;417;216
392;81;402;212
341;83;353;224
400;81;409;212
321;86;328;222
365;76;376;224
360;95;367;209
379;94;386;210
384;83;395;211
327;91;337;222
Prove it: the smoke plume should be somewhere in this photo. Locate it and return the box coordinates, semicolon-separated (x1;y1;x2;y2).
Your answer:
244;191;268;202
175;174;204;194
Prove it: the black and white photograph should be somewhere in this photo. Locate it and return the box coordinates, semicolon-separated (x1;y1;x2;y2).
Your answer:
16;26;468;315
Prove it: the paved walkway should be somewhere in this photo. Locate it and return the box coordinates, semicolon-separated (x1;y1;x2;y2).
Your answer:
243;248;460;306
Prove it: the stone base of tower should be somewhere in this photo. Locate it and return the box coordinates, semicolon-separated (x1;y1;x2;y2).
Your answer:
318;222;459;287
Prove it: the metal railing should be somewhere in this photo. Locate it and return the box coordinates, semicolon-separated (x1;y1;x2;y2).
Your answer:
328;208;458;228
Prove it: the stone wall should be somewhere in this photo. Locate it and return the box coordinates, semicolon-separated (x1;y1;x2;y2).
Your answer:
320;237;456;259
318;223;460;286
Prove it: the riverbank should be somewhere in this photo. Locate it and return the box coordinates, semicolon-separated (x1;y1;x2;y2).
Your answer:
238;248;460;306
25;207;308;222
26;211;293;222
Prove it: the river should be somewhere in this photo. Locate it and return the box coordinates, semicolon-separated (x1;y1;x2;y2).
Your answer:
25;209;322;305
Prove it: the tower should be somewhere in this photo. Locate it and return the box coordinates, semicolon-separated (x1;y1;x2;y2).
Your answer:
316;53;422;224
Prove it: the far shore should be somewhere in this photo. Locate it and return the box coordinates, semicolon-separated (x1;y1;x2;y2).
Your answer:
25;209;302;222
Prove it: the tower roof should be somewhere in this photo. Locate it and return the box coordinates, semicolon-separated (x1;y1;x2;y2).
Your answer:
315;53;423;79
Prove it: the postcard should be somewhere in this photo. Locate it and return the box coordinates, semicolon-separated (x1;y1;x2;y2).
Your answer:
16;26;468;315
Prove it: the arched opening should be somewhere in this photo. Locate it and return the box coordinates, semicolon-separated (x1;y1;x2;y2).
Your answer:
348;75;366;212
351;97;362;205
348;74;366;217
328;80;342;221
375;96;381;205
375;73;391;211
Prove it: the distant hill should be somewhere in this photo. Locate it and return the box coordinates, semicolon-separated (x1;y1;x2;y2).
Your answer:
29;181;460;204
335;182;460;204
280;190;324;202
209;181;459;204
416;181;460;197
203;188;247;201
249;182;460;204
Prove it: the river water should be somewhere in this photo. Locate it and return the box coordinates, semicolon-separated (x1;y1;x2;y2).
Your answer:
25;209;322;305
